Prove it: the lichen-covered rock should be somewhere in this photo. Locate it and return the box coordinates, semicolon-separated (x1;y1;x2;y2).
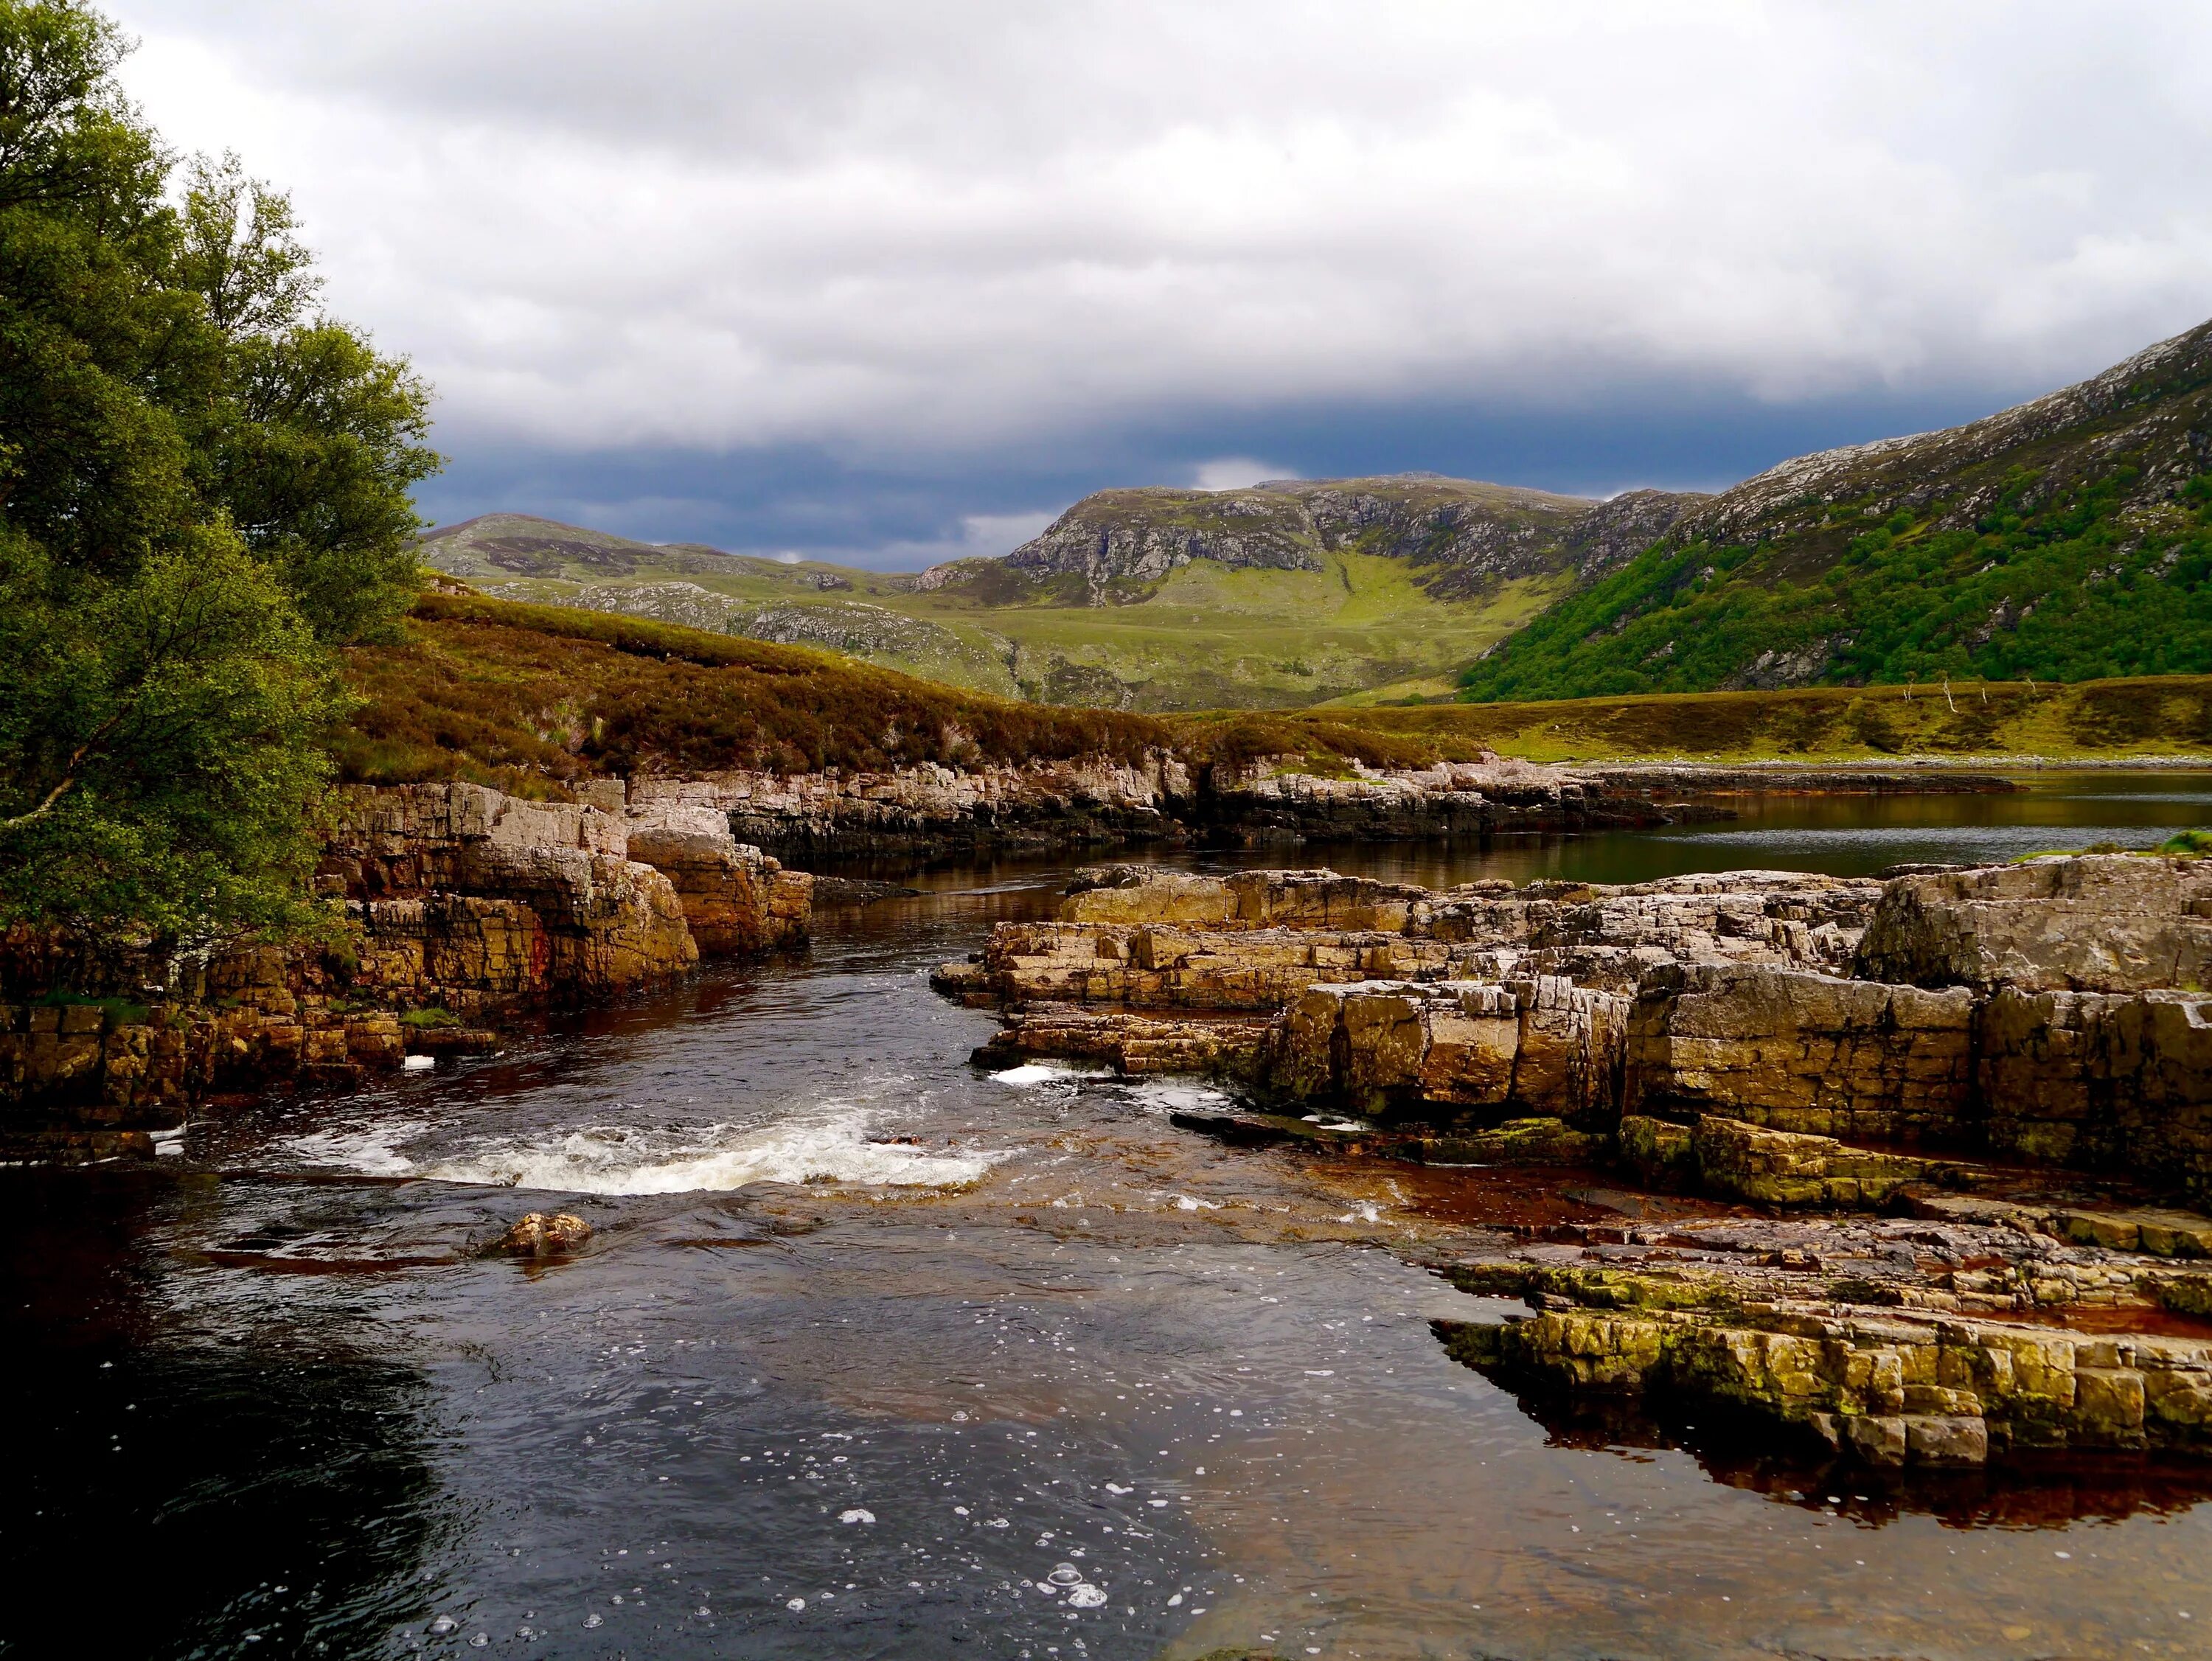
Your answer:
1439;1281;2212;1465
942;921;1449;1011
1624;964;1973;1142
1856;854;2212;992
1061;866;1425;931
1687;1115;1944;1207
1405;1116;1610;1166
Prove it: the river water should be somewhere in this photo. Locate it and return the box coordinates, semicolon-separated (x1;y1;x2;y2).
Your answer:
5;774;2212;1661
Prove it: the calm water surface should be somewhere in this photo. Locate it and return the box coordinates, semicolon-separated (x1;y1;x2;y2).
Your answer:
5;774;2211;1660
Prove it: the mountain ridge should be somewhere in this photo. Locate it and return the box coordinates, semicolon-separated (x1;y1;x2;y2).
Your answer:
414;314;2212;710
934;474;1707;605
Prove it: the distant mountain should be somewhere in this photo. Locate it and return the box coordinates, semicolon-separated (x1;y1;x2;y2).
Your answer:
924;475;1704;604
1460;318;2212;700
418;513;856;588
414;491;1586;711
419;316;2212;714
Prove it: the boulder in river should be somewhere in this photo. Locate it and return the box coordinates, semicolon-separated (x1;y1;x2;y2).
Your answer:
492;1212;592;1258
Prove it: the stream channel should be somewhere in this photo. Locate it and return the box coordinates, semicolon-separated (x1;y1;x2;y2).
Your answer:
6;774;2212;1660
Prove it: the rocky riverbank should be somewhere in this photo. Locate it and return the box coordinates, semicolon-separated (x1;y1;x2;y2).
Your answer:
656;756;2017;860
0;779;813;1161
934;850;2212;1470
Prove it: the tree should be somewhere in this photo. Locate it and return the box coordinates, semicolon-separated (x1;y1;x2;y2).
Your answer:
0;0;440;952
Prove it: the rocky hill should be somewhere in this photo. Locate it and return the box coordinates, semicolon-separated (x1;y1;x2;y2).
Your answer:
1461;317;2212;699
414;492;1579;710
935;474;1703;603
417;315;2212;711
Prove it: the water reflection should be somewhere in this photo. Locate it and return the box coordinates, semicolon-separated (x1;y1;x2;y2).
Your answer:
0;1170;445;1660
1478;1372;2212;1531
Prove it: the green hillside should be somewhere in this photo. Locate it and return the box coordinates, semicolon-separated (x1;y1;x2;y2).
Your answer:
421;318;2212;717
416;500;1582;711
1460;318;2212;702
344;594;2212;804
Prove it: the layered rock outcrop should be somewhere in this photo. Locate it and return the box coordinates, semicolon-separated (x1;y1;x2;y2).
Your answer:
1623;964;1976;1143
639;758;1992;859
941;853;2212;1203
622;801;811;957
631;760;1191;860
1437;1199;2212;1469
324;781;698;1010
1855;854;2212;992
1441;1295;2212;1467
1267;977;1627;1121
3;779;815;1156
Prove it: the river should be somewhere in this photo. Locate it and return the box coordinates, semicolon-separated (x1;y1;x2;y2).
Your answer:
4;773;2210;1660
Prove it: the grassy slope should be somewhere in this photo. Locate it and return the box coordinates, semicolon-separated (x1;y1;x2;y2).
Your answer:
1459;322;2212;703
1211;677;2212;765
417;515;1554;711
338;594;2212;800
1460;475;2212;703
335;593;1173;794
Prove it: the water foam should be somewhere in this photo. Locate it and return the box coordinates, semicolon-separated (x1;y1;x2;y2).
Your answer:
280;1104;1001;1195
991;1063;1108;1087
1124;1079;1233;1115
414;1110;1001;1195
278;1118;439;1177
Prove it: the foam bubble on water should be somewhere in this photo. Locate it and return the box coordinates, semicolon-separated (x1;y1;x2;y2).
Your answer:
991;1063;1107;1087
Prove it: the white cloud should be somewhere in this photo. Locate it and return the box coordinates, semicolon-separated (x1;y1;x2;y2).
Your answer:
1191;458;1298;492
105;1;2212;460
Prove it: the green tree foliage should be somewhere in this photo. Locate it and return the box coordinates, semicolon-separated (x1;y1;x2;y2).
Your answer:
0;0;441;947
1459;467;2212;703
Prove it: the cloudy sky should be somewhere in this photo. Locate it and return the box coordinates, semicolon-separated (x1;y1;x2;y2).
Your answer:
111;0;2212;567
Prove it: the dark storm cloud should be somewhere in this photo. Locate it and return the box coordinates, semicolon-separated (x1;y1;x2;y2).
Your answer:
109;1;2212;563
